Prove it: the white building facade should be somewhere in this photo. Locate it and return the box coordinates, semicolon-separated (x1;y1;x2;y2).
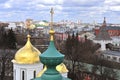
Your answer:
13;63;43;80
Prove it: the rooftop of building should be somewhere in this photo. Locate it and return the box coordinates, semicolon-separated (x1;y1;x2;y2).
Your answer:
103;50;120;56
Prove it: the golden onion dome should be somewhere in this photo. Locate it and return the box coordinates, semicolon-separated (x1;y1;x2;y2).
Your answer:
37;63;68;77
13;35;41;64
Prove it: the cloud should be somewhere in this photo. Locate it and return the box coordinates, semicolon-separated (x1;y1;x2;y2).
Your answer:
109;6;120;11
104;0;120;6
0;0;8;4
0;0;119;23
3;3;12;8
103;0;120;12
28;0;63;5
63;0;104;7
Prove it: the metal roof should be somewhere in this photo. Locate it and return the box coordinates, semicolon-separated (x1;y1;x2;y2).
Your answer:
103;50;120;56
94;27;112;40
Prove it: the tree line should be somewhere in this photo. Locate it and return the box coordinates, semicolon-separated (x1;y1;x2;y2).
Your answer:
0;25;17;80
0;27;17;49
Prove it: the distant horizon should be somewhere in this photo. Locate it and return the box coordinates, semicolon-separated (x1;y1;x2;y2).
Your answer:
0;0;120;24
1;19;120;24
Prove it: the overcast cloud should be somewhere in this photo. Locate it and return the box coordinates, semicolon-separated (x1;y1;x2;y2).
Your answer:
0;0;120;23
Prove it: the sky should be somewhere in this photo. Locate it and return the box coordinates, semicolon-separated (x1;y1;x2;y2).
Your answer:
0;0;120;23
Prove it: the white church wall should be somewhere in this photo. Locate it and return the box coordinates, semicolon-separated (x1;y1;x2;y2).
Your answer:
13;63;43;80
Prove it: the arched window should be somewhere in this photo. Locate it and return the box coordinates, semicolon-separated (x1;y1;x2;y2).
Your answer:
34;70;36;78
22;71;24;80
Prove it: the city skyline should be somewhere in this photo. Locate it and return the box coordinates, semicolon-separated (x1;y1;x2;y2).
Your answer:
0;0;120;23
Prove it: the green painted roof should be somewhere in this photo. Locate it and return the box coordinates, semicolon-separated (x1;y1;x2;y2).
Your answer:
40;41;64;57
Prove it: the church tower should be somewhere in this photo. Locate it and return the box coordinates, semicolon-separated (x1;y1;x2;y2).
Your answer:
33;8;71;80
12;34;43;80
94;17;112;50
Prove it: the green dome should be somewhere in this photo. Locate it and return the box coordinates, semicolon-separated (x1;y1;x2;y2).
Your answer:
32;29;66;80
33;8;71;80
40;41;64;57
40;41;64;66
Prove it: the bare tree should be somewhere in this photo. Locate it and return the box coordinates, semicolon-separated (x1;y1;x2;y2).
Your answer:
0;49;15;80
0;25;16;80
60;33;100;80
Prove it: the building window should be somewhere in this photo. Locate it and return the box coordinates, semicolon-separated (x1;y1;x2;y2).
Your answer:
34;70;36;78
113;57;117;61
119;58;120;62
107;56;110;60
22;71;24;80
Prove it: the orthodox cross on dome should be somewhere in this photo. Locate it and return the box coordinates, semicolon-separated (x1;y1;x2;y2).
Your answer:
49;8;55;41
50;7;54;30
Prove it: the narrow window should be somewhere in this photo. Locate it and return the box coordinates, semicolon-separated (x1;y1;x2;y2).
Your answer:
34;70;36;78
22;71;24;80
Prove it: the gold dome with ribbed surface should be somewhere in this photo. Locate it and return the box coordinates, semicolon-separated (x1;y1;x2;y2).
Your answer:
14;35;41;64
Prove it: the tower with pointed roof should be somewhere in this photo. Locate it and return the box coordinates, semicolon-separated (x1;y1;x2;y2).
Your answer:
102;17;106;27
94;17;112;50
12;33;43;79
33;8;71;80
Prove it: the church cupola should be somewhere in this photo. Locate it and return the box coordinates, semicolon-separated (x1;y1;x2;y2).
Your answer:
33;8;71;80
12;24;43;80
13;34;40;64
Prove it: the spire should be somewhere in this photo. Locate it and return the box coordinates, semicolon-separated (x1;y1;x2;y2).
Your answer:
49;7;55;41
94;17;112;40
33;8;71;80
50;7;54;29
27;34;31;43
102;17;106;27
49;30;55;41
